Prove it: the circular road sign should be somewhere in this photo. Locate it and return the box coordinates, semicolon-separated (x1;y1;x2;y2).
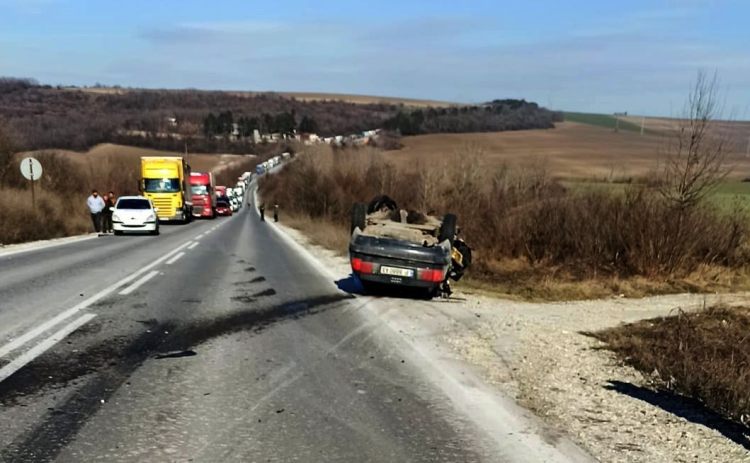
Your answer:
20;157;43;181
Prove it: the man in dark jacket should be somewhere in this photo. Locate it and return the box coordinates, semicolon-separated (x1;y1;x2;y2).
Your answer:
101;191;116;234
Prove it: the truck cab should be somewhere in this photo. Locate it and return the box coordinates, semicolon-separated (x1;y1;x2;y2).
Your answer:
190;172;216;219
140;156;193;223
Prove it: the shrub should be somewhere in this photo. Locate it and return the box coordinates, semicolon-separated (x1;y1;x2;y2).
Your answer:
592;306;750;427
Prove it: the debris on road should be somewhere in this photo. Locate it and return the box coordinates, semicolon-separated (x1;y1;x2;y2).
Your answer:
154;350;197;360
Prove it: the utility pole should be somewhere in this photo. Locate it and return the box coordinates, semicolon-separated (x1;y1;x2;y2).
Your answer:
640;116;645;136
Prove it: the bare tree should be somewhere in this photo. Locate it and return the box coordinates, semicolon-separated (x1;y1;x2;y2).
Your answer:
659;70;732;209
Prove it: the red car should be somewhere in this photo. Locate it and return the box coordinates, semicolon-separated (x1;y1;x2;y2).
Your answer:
215;199;232;216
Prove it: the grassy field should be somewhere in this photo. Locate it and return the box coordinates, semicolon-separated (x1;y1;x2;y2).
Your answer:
386;122;750;180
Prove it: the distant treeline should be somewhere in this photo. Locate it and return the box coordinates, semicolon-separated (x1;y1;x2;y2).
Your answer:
384;99;562;135
0;78;561;152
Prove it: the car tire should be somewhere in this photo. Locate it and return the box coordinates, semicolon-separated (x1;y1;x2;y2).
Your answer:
351;202;367;233
438;213;457;245
152;227;160;236
114;230;123;236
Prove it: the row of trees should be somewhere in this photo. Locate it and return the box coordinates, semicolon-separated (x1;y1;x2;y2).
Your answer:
383;100;562;135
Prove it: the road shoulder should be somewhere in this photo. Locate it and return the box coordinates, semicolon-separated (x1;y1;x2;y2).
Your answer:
273;221;750;463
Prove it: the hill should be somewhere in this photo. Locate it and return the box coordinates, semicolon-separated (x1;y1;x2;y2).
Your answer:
0;78;557;153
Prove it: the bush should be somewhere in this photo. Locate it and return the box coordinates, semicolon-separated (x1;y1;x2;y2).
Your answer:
592;306;750;427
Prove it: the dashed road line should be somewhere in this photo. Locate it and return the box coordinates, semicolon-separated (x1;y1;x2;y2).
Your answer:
0;313;97;383
187;242;199;250
0;241;191;361
118;270;160;296
165;252;186;265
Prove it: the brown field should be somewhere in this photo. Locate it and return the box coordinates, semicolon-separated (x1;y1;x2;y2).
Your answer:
386;122;750;180
69;87;457;108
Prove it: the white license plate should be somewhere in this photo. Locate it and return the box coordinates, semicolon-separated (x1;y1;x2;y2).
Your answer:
380;266;414;278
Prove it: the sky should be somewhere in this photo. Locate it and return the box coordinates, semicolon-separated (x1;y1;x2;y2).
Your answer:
1;0;749;116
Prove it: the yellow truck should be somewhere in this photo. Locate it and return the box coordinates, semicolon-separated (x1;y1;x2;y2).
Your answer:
140;156;193;223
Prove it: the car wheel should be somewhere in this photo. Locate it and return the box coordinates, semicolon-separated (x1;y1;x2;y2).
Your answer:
114;230;123;236
438;213;457;245
351;202;367;233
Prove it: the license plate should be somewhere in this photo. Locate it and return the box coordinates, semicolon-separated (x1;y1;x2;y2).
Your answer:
380;266;413;278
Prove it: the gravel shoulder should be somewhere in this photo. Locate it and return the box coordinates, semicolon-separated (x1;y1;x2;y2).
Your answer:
277;222;750;463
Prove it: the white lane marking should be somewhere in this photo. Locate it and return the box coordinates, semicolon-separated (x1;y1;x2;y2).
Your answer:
0;241;191;360
165;252;185;265
187;241;199;250
118;270;159;296
0;313;97;383
195;233;204;240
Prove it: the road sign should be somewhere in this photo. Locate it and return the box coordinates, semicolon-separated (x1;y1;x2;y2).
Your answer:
20;157;43;181
19;157;42;210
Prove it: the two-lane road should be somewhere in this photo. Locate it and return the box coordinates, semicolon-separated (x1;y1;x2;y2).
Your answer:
0;195;492;462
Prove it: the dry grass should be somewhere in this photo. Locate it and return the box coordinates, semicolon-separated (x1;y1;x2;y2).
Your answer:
281;214;351;255
592;305;750;427
386;122;750;180
462;260;750;302
0;187;90;244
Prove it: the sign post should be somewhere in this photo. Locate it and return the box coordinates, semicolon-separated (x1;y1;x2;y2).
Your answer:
19;157;43;210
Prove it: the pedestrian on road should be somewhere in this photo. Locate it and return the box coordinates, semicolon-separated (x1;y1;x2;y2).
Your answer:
102;191;116;234
273;203;279;222
259;204;265;222
86;189;106;233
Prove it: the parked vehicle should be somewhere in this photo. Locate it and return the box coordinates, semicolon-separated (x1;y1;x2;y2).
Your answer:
189;172;216;219
239;172;252;184
215;199;232;216
348;196;471;298
140;157;192;223
112;196;160;235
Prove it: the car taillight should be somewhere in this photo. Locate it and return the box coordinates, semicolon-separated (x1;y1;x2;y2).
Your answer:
418;268;444;282
351;257;374;274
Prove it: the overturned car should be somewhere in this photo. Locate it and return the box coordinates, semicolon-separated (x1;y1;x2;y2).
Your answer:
349;195;471;298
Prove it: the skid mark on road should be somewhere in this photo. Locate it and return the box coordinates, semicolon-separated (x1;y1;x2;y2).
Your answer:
0;294;354;460
252;288;277;298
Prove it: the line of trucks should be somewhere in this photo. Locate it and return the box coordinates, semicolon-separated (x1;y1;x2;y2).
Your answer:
139;156;252;222
255;152;290;175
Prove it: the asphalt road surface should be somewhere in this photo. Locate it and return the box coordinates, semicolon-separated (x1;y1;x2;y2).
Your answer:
0;189;490;463
0;187;590;463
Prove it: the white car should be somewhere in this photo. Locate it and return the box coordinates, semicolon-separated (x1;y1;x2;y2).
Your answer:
112;196;160;236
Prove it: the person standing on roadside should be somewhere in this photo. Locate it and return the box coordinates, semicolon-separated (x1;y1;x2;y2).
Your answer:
273;203;279;222
87;189;106;233
101;191;116;234
259;204;265;222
